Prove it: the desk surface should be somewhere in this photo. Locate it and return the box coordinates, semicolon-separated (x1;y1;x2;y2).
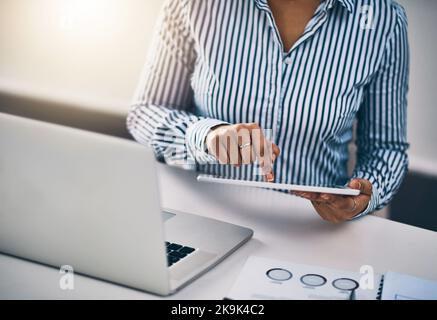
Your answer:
1;164;437;299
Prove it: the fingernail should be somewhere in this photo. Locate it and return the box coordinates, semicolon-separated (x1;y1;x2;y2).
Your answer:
266;173;274;182
322;194;331;201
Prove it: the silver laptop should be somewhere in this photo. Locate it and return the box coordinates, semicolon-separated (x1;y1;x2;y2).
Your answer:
0;112;253;296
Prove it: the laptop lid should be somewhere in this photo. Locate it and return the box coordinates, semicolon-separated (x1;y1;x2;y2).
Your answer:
0;112;170;295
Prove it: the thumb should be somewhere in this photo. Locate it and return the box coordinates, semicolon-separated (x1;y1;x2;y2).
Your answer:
348;179;372;196
272;143;281;157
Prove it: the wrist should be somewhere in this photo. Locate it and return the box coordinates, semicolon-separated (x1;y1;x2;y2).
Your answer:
349;183;379;220
205;124;229;147
186;119;229;161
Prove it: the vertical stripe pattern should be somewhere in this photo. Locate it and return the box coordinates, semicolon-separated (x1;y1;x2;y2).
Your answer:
127;0;410;215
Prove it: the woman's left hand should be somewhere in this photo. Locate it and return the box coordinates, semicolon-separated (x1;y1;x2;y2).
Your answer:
293;179;373;223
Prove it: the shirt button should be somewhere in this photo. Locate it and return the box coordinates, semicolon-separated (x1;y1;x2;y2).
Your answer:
284;57;293;64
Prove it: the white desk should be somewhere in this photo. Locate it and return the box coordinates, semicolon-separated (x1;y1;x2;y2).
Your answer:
1;163;437;299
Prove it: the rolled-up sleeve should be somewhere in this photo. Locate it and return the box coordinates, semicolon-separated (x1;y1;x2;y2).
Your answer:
352;5;410;217
127;0;226;168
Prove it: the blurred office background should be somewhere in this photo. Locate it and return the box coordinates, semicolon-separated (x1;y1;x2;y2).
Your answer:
0;0;436;230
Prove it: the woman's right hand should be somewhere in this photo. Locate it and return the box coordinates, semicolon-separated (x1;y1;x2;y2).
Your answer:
205;123;280;182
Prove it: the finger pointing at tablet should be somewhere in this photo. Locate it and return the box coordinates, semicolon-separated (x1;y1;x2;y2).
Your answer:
206;123;280;181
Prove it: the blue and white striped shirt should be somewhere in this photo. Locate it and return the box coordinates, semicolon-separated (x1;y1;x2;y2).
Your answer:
127;0;409;215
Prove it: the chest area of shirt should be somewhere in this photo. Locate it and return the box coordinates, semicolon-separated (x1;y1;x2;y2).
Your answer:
190;1;385;129
190;1;382;92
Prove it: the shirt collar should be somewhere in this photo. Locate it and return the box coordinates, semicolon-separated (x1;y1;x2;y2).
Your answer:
329;0;355;13
253;0;355;14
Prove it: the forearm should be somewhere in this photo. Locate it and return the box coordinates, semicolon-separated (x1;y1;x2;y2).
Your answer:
352;144;409;215
126;0;231;167
127;103;227;167
352;4;410;217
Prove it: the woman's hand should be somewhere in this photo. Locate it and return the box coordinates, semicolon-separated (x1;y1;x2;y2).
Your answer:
293;179;373;223
206;123;280;181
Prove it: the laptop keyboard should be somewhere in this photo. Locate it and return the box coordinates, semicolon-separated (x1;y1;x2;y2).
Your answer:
165;242;196;267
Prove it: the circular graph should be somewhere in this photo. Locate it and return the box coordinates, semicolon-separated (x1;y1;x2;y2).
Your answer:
266;268;293;281
332;278;359;291
300;274;327;287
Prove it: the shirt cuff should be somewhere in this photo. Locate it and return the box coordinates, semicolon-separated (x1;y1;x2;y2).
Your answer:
186;118;229;163
349;183;380;220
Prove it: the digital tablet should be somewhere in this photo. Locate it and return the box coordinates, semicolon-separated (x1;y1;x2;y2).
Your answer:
197;175;360;196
